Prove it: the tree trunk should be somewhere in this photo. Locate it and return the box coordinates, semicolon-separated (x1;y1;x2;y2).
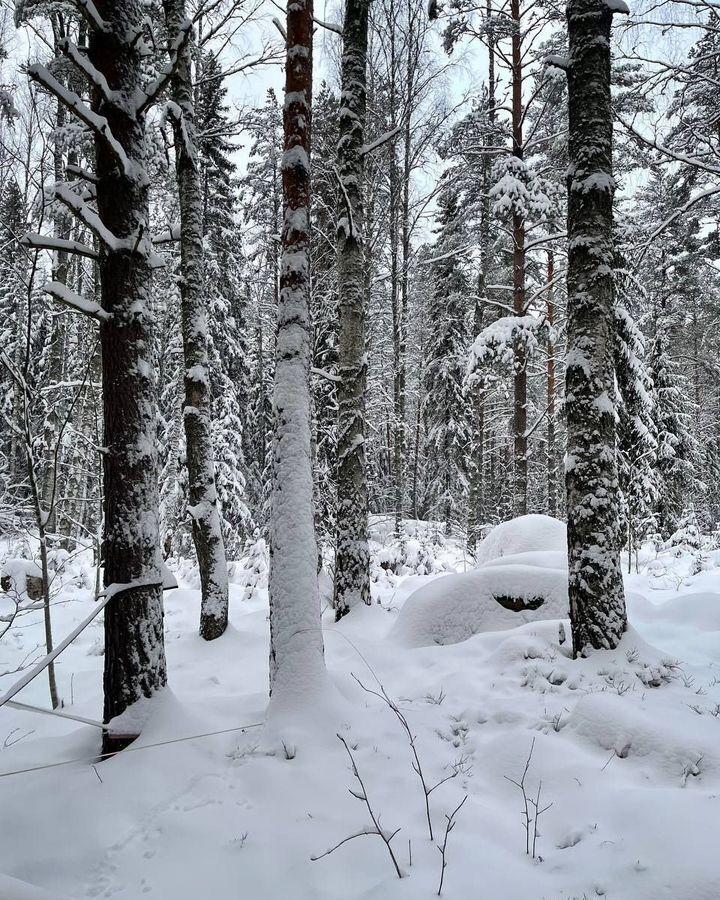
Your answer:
565;0;627;656
163;0;229;641
546;250;557;517
333;0;371;619
268;0;325;696
511;0;528;517
91;0;167;751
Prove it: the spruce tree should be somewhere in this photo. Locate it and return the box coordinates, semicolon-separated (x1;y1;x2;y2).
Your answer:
423;189;471;531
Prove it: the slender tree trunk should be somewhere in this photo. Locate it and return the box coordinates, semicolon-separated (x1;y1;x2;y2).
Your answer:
90;0;167;750
268;0;325;696
546;250;557;517
565;0;627;656
334;0;371;619
163;0;229;640
511;0;528;517
468;10;496;551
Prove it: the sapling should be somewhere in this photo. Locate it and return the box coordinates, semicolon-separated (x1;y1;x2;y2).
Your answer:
504;738;553;859
354;674;462;840
436;795;467;896
310;734;404;878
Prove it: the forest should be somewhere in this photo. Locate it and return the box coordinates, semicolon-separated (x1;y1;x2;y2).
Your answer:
0;0;718;898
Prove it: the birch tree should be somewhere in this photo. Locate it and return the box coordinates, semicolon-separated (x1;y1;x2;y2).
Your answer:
565;0;628;655
333;0;372;619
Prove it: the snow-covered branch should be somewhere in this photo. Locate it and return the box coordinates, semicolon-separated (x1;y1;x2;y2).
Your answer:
71;0;111;33
27;64;135;179
66;164;98;184
313;15;343;34
135;18;193;115
43;281;112;321
20;233;99;260
360;125;402;157
59;38;119;109
152;224;181;245
54;184;122;249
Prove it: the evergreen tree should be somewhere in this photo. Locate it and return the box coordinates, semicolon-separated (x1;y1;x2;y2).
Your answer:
196;51;253;556
423;189;471;530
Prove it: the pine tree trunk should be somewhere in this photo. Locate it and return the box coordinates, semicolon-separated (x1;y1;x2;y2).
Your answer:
268;0;325;695
333;0;371;619
565;0;627;656
511;0;528;517
163;0;229;641
90;0;167;750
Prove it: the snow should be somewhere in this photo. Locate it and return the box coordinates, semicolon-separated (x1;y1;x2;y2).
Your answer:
2;523;720;899
474;513;567;564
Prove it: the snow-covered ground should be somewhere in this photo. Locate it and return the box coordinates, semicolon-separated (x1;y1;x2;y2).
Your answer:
1;520;719;900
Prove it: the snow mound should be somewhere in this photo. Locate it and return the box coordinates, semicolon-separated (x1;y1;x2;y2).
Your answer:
392;563;569;647
474;514;566;565
565;691;720;782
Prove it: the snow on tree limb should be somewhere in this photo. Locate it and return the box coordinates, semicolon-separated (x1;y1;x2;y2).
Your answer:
54;185;163;267
66;163;98;183
72;0;111;32
59;38;119;109
54;184;123;248
20;233;99;260
151;224;181;244
43;281;112;321
135;18;193;115
26;64;136;180
313;14;343;34
360;124;402;156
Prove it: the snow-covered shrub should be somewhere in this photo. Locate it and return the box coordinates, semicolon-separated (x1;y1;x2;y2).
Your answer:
668;509;702;551
232;532;269;601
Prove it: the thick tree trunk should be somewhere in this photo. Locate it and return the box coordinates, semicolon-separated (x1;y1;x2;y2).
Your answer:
565;0;627;656
268;0;325;696
511;0;528;517
91;0;167;751
164;0;229;641
333;0;371;619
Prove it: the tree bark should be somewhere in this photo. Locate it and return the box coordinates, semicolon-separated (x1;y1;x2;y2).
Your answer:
333;0;372;619
268;0;325;696
511;0;528;517
163;0;229;641
90;0;167;750
565;0;627;655
546;250;557;517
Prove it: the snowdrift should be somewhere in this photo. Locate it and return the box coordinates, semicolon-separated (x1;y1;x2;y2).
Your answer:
392;560;569;647
474;513;567;565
